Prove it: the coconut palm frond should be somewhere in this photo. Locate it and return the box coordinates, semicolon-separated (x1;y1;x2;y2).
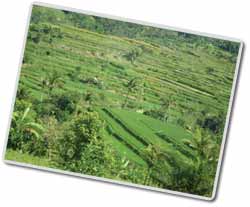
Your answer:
21;107;30;121
26;128;40;138
24;122;44;133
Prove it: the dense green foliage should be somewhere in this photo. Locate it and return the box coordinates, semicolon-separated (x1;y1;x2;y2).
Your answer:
31;5;240;55
5;5;240;198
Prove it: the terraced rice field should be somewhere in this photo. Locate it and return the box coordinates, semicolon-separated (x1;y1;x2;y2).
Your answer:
19;19;238;168
97;107;196;167
22;23;236;116
7;5;240;197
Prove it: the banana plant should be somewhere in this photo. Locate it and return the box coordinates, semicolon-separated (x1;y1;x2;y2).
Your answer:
9;106;44;150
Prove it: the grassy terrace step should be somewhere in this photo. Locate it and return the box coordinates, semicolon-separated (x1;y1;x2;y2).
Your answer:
105;126;148;164
98;107;196;175
102;108;194;162
155;132;196;160
101;129;147;166
109;108;187;149
102;108;149;146
98;108;152;165
97;108;146;150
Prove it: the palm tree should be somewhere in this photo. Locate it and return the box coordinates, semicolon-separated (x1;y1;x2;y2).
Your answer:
143;144;171;185
122;77;140;108
160;95;175;122
183;128;216;159
124;47;142;65
41;71;64;97
181;127;219;193
143;144;159;185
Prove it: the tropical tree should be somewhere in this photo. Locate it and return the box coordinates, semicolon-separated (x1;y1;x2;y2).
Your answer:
48;71;64;92
41;71;64;97
122;77;141;108
8;106;44;155
160;95;176;122
181;127;219;195
143;144;172;186
124;47;142;64
53;110;103;169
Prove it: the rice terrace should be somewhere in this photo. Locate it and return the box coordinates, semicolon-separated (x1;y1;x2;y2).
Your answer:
4;4;241;198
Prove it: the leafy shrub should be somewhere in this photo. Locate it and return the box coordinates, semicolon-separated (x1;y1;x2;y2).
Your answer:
53;111;103;169
8;106;46;156
34;102;56;118
124;47;142;64
14;98;32;113
28;23;63;44
143;109;165;120
54;93;77;114
197;113;225;134
22;135;47;157
31;5;66;24
40;116;61;159
34;92;80;121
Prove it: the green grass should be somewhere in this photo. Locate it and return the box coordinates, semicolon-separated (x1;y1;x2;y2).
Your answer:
5;149;52;168
101;128;147;166
97;107;196;166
